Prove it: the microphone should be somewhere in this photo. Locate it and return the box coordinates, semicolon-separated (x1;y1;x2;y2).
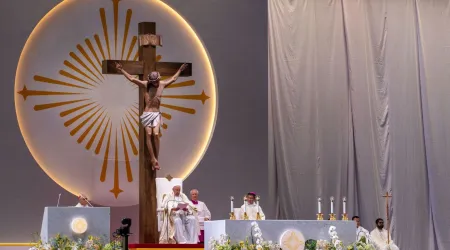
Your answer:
57;193;61;207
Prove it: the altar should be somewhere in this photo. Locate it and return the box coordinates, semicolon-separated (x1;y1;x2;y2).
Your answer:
205;220;356;248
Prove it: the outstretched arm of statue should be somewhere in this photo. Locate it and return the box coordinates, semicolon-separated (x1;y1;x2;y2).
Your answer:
115;62;147;87
161;63;188;87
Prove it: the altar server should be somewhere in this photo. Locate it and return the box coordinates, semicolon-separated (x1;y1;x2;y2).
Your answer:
239;192;265;220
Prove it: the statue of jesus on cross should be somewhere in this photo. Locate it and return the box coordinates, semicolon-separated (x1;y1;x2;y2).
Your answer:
102;22;193;243
115;62;187;170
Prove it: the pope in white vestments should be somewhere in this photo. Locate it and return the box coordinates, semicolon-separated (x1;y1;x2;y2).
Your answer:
239;192;265;220
190;189;211;243
370;219;400;250
159;185;200;244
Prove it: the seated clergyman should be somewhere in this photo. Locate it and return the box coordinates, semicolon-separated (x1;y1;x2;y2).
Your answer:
239;192;265;220
190;189;211;243
370;218;400;250
159;185;200;244
352;216;370;241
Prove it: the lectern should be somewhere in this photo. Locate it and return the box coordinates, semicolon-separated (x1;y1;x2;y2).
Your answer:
40;207;110;243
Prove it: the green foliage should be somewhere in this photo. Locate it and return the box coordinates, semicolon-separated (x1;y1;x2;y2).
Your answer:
30;233;122;250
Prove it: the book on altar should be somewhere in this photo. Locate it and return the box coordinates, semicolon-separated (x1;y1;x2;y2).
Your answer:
177;202;188;210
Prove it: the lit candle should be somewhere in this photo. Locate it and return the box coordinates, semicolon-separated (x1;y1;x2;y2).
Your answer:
330;196;334;214
230;196;234;213
318;198;322;214
343;197;346;214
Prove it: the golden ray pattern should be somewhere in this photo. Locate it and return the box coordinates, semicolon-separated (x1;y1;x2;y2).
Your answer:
100;123;112;181
60;102;95;117
120;123;134;181
110;129;124;198
86;115;108;150
85;38;102;68
121;9;132;60
126;36;137;60
78;110;106;144
59;70;96;88
96;118;111;155
76;44;104;79
94;35;106;60
122;118;138;155
99;8;111;59
34;99;89;111
64;60;100;85
17;1;210;199
34;75;91;90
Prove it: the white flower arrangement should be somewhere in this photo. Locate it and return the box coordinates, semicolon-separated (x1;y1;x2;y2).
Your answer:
346;236;375;250
208;222;280;250
328;226;344;250
315;239;329;250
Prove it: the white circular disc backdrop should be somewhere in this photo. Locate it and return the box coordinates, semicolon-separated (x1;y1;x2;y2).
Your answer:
15;0;217;207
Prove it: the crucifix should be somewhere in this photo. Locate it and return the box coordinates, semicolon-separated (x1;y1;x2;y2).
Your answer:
102;22;192;243
382;191;393;245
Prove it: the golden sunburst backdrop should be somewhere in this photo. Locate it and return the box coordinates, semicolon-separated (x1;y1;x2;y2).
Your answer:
15;0;217;206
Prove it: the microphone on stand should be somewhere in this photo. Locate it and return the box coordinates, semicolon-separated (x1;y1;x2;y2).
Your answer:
57;193;61;207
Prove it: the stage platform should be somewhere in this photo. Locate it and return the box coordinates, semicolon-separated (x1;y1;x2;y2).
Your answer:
0;243;204;250
130;244;204;250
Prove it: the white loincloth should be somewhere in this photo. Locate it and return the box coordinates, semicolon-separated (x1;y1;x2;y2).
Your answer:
140;112;163;128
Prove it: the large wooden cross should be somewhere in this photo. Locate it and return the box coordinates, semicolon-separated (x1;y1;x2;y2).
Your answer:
382;191;393;245
102;22;192;243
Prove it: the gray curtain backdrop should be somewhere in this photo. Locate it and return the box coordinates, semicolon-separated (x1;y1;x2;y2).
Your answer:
268;0;450;249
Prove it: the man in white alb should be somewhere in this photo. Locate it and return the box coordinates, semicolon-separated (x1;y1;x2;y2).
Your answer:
239;192;265;220
75;194;92;207
352;216;372;242
190;189;211;243
370;218;400;250
159;185;200;244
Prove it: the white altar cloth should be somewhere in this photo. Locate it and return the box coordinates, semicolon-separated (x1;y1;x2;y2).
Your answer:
205;220;356;247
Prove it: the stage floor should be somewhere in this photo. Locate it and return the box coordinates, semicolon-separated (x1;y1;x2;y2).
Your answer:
129;244;204;250
0;243;204;250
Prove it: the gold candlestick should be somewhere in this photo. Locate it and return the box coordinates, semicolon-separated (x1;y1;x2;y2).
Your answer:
316;213;324;220
256;196;262;220
342;197;347;220
329;196;336;220
229;196;235;220
317;197;323;220
329;213;336;220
